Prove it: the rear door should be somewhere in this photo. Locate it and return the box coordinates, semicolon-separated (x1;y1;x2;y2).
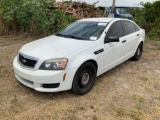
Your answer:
121;21;140;57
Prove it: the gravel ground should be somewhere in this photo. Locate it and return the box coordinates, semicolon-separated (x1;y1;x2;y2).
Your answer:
0;35;160;120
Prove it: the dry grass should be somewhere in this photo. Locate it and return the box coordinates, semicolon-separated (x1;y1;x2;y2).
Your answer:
0;35;160;120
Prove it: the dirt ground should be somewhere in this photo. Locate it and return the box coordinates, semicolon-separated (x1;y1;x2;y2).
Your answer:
0;35;160;120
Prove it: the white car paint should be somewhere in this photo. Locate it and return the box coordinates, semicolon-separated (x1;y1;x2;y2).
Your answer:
13;18;145;93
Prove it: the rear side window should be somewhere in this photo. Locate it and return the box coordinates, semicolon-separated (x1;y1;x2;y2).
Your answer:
106;21;123;38
134;25;140;31
121;21;136;35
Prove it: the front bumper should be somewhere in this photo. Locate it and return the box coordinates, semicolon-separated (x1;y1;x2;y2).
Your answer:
13;57;76;92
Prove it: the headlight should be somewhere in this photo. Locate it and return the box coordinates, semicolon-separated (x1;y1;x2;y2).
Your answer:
39;58;68;70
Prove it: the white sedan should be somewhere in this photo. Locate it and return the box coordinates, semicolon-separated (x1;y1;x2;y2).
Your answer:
13;18;145;95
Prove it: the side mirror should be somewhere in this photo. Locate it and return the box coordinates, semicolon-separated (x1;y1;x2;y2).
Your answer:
105;36;120;43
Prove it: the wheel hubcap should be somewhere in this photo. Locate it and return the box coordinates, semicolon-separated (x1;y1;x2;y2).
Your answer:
81;73;90;85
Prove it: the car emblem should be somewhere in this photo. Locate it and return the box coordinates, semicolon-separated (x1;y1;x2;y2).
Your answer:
22;59;27;63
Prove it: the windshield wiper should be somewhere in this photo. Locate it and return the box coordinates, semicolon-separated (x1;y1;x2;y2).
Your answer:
56;34;87;40
55;33;66;37
67;35;87;40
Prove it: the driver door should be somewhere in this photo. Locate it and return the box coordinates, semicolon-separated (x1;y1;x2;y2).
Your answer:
103;21;127;72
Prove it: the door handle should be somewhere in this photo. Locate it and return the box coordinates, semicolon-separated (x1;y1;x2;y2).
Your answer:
137;34;140;36
122;40;126;43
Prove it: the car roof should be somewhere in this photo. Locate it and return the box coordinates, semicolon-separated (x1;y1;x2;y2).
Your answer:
79;18;121;23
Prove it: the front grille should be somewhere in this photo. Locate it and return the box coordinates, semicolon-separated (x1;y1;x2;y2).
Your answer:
18;53;37;68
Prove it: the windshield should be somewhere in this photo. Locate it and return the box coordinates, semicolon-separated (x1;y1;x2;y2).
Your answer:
56;21;108;40
116;8;128;14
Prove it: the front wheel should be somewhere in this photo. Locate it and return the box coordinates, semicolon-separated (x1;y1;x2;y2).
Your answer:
71;62;96;95
131;43;143;61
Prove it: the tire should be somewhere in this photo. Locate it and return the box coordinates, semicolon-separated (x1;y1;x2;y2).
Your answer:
71;62;97;95
131;43;143;61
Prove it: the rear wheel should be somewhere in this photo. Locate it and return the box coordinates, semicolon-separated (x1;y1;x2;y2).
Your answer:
71;62;96;95
131;43;143;61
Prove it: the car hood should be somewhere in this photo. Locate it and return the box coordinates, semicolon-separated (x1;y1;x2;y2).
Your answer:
20;35;94;60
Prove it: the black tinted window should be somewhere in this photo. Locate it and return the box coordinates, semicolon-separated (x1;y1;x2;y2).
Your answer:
121;21;136;35
134;25;139;31
106;21;123;38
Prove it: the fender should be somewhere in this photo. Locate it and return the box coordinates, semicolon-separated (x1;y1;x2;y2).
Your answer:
66;42;105;76
67;53;97;71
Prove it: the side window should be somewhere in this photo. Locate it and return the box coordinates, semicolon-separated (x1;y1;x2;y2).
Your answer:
121;21;136;35
106;21;123;38
134;25;140;31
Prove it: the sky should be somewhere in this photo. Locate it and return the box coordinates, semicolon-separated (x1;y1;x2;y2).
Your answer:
58;0;156;7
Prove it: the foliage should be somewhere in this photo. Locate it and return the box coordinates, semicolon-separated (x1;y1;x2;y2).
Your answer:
0;0;77;35
148;29;160;40
129;0;160;40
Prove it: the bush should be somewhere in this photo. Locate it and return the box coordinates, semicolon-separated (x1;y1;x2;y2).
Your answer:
0;0;77;35
148;29;160;40
129;0;160;40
